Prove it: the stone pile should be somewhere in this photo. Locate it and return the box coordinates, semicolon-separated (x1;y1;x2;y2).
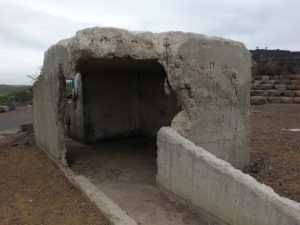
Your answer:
251;75;300;104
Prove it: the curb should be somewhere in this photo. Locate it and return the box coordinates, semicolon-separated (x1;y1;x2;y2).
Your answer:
58;165;138;225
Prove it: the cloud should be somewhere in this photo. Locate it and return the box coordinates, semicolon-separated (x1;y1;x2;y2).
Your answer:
0;0;299;84
0;46;42;85
0;2;96;84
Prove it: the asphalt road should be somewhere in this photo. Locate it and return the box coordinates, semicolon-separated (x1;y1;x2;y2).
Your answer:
0;107;33;131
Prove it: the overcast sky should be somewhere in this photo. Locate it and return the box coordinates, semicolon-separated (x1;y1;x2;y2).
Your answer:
0;0;299;85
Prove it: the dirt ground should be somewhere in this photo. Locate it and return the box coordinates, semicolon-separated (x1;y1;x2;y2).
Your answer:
244;104;300;202
0;104;299;225
0;131;108;225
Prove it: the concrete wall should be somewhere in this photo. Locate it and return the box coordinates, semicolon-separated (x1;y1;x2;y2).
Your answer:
82;69;180;142
33;42;72;164
156;127;300;225
139;74;180;137
82;73;140;141
33;50;67;163
170;38;251;168
34;74;61;160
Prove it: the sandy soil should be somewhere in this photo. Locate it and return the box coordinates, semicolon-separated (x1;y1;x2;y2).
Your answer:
0;131;108;225
244;104;300;202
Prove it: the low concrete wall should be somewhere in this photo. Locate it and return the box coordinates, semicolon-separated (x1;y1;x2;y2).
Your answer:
156;127;300;225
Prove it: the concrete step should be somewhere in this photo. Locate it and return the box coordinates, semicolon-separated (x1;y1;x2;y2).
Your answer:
252;84;300;91
251;90;300;97
252;75;300;81
252;80;300;85
250;96;300;105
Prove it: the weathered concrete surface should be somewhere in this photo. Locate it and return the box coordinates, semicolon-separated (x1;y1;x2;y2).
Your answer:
34;27;251;168
33;64;67;164
157;127;300;225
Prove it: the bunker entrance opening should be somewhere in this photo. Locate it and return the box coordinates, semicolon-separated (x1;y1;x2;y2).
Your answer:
80;59;180;142
65;58;181;183
64;59;188;224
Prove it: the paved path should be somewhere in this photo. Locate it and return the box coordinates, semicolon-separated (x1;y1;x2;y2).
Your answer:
0;107;33;131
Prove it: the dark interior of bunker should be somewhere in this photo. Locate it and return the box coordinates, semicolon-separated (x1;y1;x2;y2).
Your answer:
65;59;181;179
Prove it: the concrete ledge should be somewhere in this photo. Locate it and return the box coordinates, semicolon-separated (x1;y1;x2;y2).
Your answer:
156;127;300;225
58;165;138;225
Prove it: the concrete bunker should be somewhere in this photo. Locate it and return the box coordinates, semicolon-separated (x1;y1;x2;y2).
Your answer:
34;27;252;168
34;27;288;225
